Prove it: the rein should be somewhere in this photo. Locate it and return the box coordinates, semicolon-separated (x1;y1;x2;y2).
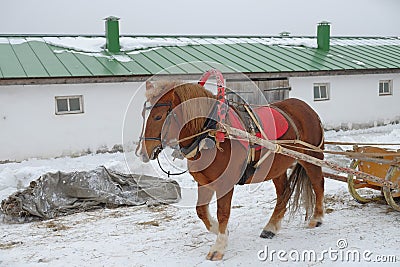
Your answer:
156;156;187;177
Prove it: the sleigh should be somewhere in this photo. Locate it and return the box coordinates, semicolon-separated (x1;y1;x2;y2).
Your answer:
326;144;400;210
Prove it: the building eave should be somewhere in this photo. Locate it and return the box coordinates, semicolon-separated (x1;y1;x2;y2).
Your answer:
1;68;400;86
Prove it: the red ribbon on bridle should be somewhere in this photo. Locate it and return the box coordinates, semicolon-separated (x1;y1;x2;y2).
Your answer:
198;69;227;143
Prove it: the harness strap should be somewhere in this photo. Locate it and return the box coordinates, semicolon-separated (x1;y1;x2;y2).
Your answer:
242;105;267;164
243;105;268;140
271;105;300;140
135;102;148;157
253;150;273;169
177;106;219;159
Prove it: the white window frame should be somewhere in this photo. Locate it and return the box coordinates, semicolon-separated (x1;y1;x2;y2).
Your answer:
313;83;330;101
379;80;393;96
55;95;84;115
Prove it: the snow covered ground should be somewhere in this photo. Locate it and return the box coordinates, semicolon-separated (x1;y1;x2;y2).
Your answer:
1;124;400;266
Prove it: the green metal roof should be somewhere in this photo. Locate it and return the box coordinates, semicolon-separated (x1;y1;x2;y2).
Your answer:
0;35;400;80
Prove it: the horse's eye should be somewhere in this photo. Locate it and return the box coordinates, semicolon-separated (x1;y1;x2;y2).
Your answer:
154;115;162;121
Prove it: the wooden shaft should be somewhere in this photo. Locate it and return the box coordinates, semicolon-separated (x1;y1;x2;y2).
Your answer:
325;141;400;146
322;172;347;183
224;125;399;189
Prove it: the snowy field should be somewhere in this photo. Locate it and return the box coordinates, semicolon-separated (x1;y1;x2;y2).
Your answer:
1;124;400;266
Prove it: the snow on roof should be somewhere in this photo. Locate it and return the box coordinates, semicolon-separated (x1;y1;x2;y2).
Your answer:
0;36;320;52
0;36;321;63
43;37;106;52
2;36;400;56
331;38;400;46
2;36;400;51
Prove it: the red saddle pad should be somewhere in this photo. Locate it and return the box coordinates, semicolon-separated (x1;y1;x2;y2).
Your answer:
253;106;289;140
227;106;289;148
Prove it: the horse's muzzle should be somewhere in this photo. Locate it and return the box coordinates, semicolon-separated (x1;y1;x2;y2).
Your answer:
149;145;163;161
136;139;163;163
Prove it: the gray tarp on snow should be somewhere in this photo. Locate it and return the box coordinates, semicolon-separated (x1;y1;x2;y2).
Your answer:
0;166;181;223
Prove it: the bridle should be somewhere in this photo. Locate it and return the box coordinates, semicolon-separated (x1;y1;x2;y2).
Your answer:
136;100;188;176
139;101;173;142
135;100;177;158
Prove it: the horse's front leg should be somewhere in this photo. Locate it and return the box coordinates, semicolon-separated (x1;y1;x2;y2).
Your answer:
206;188;234;261
196;184;219;234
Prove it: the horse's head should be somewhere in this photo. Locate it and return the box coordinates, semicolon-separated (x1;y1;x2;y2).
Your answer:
137;80;216;162
136;81;179;163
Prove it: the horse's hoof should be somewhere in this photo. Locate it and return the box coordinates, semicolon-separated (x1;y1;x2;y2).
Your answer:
260;230;275;239
308;220;322;228
206;251;224;261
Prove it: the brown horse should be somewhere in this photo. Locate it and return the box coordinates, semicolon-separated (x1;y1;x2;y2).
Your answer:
137;81;325;261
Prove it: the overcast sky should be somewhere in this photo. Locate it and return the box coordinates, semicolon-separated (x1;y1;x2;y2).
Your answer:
1;0;399;36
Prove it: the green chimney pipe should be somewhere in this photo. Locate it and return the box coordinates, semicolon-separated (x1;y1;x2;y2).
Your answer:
105;16;120;53
317;21;330;51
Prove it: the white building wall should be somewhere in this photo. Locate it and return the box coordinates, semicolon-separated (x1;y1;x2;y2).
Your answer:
0;82;146;162
2;73;399;161
289;73;400;129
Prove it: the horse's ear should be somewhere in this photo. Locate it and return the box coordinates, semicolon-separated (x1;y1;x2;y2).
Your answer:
146;81;154;91
145;81;158;101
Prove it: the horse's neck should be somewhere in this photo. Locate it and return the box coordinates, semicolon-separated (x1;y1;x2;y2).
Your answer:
172;85;215;148
178;111;207;148
177;100;208;148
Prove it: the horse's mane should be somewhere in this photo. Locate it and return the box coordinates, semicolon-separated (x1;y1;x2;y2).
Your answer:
174;83;216;134
146;81;216;135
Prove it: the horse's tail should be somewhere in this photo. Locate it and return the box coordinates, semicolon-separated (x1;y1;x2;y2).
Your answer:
285;163;315;220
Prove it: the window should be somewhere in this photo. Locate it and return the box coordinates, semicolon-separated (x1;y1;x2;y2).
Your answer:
313;83;329;101
379;80;392;96
55;95;84;115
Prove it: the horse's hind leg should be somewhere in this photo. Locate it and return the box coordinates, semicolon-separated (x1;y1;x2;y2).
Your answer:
260;172;290;239
299;160;325;228
196;184;218;234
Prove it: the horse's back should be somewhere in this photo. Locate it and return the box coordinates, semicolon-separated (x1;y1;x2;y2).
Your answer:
273;98;317;117
272;98;324;149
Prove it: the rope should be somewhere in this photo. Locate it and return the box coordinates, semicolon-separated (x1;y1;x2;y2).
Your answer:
157;156;187;178
273;139;324;152
224;124;399;189
169;125;400;166
171;129;214;145
283;145;400;164
272;141;400;164
164;129;215;157
326;141;400;146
